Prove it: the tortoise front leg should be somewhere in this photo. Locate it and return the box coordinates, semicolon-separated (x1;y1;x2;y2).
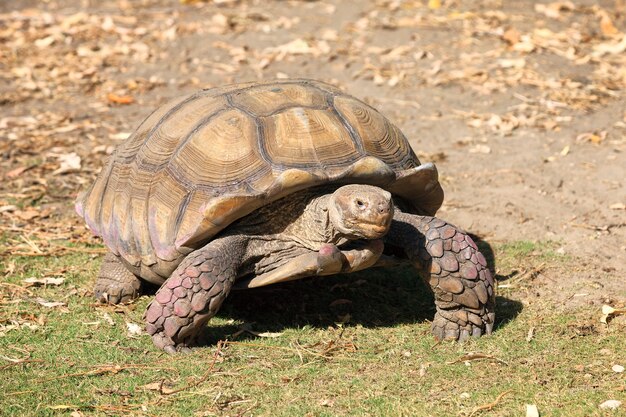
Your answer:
94;252;142;304
145;236;247;353
387;212;495;341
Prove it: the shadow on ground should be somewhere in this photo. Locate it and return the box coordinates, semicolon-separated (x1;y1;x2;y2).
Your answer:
191;236;523;346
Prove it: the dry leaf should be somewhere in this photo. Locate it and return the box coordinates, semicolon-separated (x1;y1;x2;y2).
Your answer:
14;208;40;221
598;10;621;37
609;203;625;210
6;166;29;179
428;0;441;9
526;404;540;417
36;298;66;308
140;381;175;394
24;277;65;286
599;400;622;410
126;321;144;336
107;92;134;105
52;152;81;175
600;305;626;323
502;28;521;45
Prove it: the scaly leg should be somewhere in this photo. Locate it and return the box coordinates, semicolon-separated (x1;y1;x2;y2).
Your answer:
145;236;247;353
387;212;495;341
94;252;142;304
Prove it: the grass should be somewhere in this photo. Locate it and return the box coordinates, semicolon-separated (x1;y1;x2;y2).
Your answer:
1;239;624;416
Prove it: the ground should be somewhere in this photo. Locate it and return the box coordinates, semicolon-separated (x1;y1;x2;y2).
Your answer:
0;0;625;416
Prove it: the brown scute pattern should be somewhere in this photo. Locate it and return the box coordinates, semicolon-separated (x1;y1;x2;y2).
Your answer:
261;107;357;168
77;79;442;280
171;108;268;187
334;96;417;169
229;83;328;116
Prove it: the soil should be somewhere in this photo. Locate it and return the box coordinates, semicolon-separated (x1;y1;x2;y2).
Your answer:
1;0;625;309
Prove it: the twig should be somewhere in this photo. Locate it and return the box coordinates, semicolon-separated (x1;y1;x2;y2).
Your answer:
0;359;44;371
447;352;508;366
469;390;512;417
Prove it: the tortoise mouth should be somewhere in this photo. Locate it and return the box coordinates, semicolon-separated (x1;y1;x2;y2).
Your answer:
344;219;392;239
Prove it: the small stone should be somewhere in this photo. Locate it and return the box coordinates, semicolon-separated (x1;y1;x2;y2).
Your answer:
441;225;456;239
181;277;193;289
185;266;201;278
612;364;624;373
173;286;187;298
173;299;192;317
438;278;464;294
428;239;444;257
165;275;183;289
461;264;478;280
440;253;459;272
460;392;470;399
155;288;172;304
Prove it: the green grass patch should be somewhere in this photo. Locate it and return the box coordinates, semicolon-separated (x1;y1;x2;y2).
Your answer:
1;241;624;416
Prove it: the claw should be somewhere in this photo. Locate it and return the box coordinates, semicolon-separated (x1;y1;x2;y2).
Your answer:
458;328;471;342
472;326;483;338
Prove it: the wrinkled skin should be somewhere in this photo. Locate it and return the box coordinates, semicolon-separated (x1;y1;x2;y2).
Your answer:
95;184;495;353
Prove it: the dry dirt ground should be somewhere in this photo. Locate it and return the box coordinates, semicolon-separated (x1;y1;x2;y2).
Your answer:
1;0;625;346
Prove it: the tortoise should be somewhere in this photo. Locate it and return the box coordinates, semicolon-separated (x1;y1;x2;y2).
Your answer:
76;79;495;353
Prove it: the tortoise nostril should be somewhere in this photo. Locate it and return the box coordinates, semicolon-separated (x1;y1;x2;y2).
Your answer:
378;201;390;214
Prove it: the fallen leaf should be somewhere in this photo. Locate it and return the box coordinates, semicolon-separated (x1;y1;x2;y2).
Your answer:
6;166;29;179
526;404;539;417
599;400;622;410
502;28;521;45
140;381;175;395
560;145;570;156
107;92;134;105
24;277;65;286
36;298;66;308
609;203;625;210
600;305;626;324
598;10;621;37
126;322;144;336
14;208;40;221
52;152;81;175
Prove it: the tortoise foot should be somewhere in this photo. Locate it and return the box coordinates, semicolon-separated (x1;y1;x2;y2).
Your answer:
94;252;142;304
432;308;495;342
144;236;243;353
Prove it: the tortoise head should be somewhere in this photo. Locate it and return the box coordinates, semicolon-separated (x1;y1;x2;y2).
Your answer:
328;184;394;240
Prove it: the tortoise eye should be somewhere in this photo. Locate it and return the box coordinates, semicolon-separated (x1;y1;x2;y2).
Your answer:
356;199;365;208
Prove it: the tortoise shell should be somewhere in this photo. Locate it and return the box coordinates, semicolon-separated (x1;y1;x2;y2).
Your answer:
76;79;443;282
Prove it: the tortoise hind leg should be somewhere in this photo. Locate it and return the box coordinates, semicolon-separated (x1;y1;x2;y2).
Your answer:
94;252;142;304
145;236;247;353
386;212;495;341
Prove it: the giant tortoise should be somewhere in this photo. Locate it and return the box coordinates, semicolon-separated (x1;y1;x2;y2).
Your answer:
76;79;495;353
